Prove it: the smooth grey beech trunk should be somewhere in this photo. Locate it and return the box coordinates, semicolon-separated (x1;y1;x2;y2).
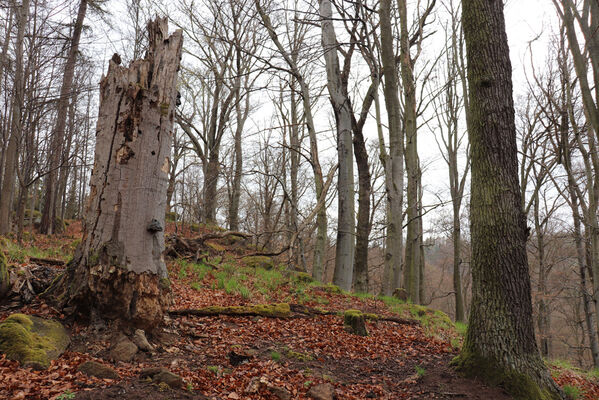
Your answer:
0;0;28;235
320;0;355;291
379;0;404;296
52;18;182;330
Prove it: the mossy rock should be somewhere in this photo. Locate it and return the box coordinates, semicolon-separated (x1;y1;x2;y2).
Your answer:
242;256;274;270
285;349;314;361
343;309;368;336
322;283;342;293
0;313;70;370
293;272;314;283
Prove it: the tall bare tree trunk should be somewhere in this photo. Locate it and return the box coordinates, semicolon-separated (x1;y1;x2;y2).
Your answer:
0;0;29;235
452;1;564;398
379;0;404;295
40;0;87;234
398;0;421;303
320;0;354;291
50;18;182;330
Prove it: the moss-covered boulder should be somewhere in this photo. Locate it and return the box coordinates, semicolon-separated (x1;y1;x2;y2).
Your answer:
293;272;314;283
343;309;368;336
0;249;9;298
242;256;274;270
0;313;70;369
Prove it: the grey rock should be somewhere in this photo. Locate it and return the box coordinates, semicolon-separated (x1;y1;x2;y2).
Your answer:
140;367;183;388
132;329;154;352
307;383;335;400
78;361;120;380
266;385;291;400
109;337;138;362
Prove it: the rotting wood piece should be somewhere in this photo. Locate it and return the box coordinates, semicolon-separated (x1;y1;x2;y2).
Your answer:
165;231;250;260
170;303;420;326
169;303;290;318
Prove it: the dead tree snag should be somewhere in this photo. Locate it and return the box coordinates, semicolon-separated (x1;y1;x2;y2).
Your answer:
50;18;182;330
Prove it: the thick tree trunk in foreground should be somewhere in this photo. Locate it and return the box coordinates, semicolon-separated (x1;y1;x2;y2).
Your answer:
452;1;563;399
52;18;182;330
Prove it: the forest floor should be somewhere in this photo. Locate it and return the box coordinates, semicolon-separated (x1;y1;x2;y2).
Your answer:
0;222;598;399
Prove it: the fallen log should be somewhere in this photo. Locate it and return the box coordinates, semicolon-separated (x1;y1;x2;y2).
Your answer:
169;303;290;318
165;231;251;260
169;303;420;326
290;303;420;325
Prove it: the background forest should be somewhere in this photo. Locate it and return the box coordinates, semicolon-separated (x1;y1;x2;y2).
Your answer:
0;0;598;379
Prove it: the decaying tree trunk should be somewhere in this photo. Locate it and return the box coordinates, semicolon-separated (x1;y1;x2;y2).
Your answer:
50;18;182;330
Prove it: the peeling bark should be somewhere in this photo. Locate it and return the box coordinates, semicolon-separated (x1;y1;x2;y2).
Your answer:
50;18;182;330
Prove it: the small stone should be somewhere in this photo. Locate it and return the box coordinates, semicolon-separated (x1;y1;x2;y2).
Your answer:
307;383;335;400
267;385;291;400
154;370;184;388
140;367;183;389
109;337;138;362
244;377;260;394
77;361;120;380
132;329;154;352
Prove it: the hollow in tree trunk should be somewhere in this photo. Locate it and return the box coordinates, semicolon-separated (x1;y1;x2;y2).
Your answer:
49;18;182;331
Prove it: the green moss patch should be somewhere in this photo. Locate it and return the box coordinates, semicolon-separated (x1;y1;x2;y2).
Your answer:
242;256;274;270
343;309;368;336
190;303;290;318
0;313;70;370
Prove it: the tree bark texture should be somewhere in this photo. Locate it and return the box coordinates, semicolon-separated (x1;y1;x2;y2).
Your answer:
0;0;28;235
398;0;421;304
53;18;182;330
452;1;563;398
320;0;355;291
379;0;404;295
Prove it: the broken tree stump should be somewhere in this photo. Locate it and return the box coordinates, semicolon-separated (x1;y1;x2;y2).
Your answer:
343;309;368;336
48;18;183;330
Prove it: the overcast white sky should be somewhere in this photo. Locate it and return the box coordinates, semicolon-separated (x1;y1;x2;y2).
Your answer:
90;0;561;231
419;0;558;231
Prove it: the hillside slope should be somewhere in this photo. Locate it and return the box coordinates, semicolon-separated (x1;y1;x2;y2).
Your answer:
0;224;596;399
